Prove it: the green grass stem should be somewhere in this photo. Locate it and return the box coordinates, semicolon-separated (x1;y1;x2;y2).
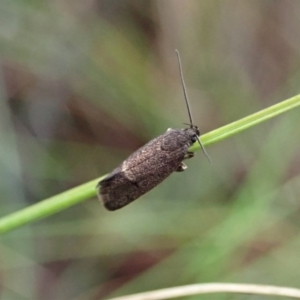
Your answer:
191;93;300;151
0;93;300;235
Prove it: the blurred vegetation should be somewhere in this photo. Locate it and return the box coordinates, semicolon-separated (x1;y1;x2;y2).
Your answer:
1;1;300;300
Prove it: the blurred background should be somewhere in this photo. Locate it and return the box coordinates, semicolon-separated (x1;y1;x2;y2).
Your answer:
1;1;300;299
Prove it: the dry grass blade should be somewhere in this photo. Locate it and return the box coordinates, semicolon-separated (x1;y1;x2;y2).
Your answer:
107;283;300;300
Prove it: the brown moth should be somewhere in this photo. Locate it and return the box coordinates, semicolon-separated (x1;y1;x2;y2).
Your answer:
97;50;210;211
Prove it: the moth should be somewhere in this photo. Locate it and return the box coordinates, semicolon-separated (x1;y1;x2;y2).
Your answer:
97;50;210;211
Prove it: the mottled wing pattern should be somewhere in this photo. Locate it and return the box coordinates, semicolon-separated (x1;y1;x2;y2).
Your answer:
98;129;192;210
98;170;140;210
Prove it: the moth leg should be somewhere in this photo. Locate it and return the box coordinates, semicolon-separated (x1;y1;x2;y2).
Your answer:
176;152;194;172
175;162;187;172
184;151;194;160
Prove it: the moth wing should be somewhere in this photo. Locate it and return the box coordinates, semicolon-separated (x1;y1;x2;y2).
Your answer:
123;130;187;174
98;170;140;211
98;130;190;211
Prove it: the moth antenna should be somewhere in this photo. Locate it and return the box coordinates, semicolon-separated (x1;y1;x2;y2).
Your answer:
196;136;211;164
175;49;211;164
175;49;193;126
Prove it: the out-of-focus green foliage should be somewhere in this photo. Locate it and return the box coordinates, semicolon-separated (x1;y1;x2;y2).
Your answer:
1;1;300;300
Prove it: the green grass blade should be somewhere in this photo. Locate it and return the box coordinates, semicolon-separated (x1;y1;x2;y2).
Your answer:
0;93;300;235
191;92;300;151
0;178;101;235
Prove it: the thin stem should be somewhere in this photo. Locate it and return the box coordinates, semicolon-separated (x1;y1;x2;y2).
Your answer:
0;178;101;235
191;93;300;151
0;93;300;234
107;283;300;300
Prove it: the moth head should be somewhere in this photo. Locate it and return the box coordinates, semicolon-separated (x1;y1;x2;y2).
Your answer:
191;125;200;140
184;124;211;164
184;125;199;144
